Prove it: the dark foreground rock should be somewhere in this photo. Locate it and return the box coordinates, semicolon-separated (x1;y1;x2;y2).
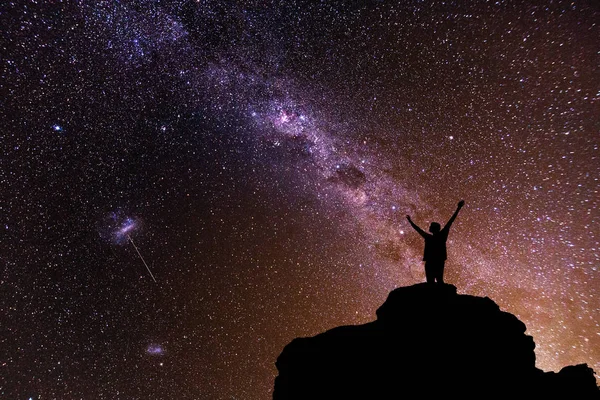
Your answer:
274;283;599;399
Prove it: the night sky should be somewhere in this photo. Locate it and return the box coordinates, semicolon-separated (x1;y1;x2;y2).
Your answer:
2;1;599;399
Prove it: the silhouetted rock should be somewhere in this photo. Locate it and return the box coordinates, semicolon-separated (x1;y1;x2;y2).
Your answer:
274;283;599;399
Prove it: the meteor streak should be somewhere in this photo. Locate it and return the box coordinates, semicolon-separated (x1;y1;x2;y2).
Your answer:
127;234;157;283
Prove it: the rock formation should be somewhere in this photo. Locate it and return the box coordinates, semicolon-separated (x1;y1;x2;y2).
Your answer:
274;283;599;399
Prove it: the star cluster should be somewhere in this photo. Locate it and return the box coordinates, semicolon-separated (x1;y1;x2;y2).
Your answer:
2;1;598;399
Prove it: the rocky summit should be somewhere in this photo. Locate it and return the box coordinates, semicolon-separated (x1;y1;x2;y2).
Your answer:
274;283;599;399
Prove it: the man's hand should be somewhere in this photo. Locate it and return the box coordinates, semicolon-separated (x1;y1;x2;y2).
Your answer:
458;200;465;209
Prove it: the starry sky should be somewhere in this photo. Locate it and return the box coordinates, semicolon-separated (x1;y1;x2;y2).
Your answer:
2;1;599;398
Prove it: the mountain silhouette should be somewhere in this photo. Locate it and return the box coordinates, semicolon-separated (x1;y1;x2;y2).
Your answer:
274;283;599;399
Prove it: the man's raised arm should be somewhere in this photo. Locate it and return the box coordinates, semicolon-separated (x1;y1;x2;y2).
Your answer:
442;200;465;233
406;215;428;238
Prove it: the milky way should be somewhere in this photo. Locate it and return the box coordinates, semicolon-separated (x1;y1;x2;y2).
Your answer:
3;1;599;399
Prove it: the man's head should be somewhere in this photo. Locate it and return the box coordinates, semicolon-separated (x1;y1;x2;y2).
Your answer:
429;222;441;233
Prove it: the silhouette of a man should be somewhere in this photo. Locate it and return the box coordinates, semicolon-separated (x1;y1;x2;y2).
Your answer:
406;200;465;284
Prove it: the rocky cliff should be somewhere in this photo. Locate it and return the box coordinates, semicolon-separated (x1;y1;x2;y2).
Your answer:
274;283;599;399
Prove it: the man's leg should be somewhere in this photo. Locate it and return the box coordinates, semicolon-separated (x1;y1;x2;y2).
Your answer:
436;262;445;284
424;262;435;283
